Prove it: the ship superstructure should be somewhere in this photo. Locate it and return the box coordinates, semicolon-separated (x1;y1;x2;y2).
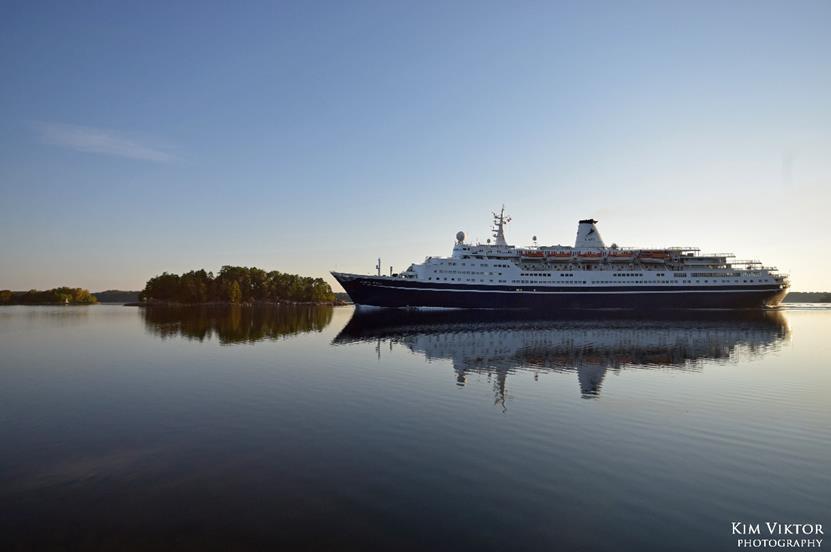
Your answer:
332;208;789;309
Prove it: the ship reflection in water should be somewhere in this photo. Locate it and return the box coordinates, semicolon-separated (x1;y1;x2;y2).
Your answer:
334;309;789;402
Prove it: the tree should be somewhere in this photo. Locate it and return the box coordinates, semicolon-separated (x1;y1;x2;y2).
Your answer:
72;288;97;304
227;280;242;303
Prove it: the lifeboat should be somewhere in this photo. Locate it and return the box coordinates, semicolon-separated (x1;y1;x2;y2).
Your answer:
577;251;604;262
639;250;672;264
521;250;545;259
545;251;573;263
607;251;636;262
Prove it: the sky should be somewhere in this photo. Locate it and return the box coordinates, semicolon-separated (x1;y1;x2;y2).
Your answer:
1;0;829;292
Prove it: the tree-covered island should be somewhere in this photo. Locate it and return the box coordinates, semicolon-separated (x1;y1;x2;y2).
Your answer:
0;288;98;305
139;266;336;305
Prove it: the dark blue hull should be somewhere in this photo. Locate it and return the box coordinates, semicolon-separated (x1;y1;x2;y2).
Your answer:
332;273;787;310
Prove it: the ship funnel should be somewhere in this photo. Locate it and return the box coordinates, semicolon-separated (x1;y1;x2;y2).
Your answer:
575;219;605;249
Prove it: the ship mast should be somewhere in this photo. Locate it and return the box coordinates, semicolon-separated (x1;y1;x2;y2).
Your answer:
492;206;511;246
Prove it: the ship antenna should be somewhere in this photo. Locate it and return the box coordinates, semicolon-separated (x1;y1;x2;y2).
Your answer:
491;205;511;246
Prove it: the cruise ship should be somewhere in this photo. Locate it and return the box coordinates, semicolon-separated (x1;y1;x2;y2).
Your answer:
332;208;789;309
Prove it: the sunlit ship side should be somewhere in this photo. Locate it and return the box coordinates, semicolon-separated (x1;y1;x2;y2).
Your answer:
332;209;789;310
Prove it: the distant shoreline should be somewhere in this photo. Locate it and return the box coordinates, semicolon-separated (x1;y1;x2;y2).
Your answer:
0;288;97;306
782;292;831;303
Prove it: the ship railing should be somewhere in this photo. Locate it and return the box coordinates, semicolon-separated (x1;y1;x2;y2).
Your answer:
731;259;762;265
597;247;705;255
730;265;779;272
619;246;700;251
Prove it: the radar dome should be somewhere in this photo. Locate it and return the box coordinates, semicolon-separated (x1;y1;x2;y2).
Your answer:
456;231;465;243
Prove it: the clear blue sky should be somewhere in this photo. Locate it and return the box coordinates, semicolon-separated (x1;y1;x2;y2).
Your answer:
1;1;829;291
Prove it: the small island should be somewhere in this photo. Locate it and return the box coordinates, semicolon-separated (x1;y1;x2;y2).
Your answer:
139;265;336;305
0;288;98;305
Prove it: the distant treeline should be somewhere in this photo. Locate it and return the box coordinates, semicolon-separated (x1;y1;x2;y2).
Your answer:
783;292;831;303
140;266;335;304
0;288;97;305
93;290;140;303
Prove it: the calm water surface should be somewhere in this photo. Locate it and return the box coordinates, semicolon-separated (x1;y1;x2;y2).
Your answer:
1;305;829;550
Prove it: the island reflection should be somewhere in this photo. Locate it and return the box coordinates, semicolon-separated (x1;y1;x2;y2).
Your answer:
141;304;334;344
335;309;789;401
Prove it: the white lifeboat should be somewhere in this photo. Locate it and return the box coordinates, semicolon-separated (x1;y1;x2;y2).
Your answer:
639;250;672;264
545;251;573;263
521;250;545;260
607;251;636;262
